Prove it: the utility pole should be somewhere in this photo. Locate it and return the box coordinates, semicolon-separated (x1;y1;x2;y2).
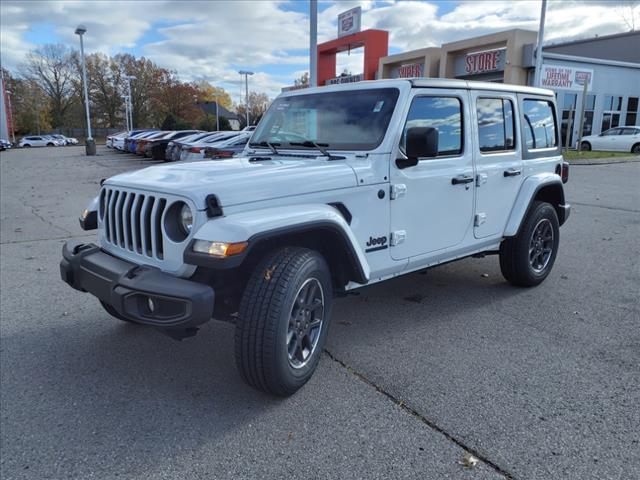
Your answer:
310;0;318;87
238;70;254;127
6;90;16;144
125;75;135;130
533;0;547;87
123;95;130;131
75;25;95;155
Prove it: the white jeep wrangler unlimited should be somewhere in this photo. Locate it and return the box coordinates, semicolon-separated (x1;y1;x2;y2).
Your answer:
61;79;570;396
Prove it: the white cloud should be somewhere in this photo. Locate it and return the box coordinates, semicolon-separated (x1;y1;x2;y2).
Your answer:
1;0;637;101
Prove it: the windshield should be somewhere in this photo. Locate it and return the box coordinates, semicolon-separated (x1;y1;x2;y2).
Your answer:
252;88;399;151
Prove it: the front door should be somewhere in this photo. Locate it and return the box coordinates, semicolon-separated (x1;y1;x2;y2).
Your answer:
390;89;474;260
472;92;523;238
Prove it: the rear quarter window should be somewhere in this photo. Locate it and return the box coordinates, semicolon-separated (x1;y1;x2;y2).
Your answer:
522;99;557;149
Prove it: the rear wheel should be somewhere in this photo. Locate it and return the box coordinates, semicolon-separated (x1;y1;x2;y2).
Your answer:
47;143;54;146
235;247;332;396
632;143;640;154
500;201;560;287
581;141;591;151
23;144;31;148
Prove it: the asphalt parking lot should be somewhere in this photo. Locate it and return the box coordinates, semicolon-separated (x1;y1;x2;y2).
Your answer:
1;146;638;480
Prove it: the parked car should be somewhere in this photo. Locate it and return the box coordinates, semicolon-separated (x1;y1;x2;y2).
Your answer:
115;130;147;151
165;132;214;162
179;131;242;162
0;139;11;150
135;131;169;156
51;134;79;145
19;135;61;147
106;131;127;148
145;130;202;160
579;126;640;153
63;79;570;396
203;132;252;159
126;130;159;153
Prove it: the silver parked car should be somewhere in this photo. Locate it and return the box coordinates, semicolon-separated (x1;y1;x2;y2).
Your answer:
19;136;62;147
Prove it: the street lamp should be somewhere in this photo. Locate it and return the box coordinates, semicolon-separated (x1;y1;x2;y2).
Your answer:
6;90;16;144
75;24;95;155
124;75;136;130
122;95;130;131
238;70;254;127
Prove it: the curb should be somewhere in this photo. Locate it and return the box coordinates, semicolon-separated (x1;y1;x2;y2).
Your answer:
568;156;640;165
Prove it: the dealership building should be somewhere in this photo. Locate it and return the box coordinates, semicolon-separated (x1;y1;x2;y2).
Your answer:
378;29;640;143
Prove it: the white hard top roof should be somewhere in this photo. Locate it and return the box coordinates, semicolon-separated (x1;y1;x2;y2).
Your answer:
280;78;554;98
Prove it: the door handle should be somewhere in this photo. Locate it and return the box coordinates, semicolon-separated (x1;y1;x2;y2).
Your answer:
503;169;522;177
451;175;474;185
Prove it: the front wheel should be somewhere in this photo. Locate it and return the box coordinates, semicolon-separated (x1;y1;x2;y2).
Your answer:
632;143;640;154
581;141;591;151
235;247;333;396
499;201;560;287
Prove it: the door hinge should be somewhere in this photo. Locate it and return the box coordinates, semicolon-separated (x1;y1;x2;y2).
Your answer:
390;230;406;246
390;184;407;200
476;173;488;187
474;213;487;227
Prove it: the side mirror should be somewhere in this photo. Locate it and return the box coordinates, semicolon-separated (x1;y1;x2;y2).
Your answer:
397;127;438;169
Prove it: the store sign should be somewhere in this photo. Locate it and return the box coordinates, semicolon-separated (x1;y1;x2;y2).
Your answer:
397;63;424;78
325;73;364;85
338;6;361;38
540;65;594;91
464;48;506;75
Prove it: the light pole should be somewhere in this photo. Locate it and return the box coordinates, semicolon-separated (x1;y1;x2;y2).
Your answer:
122;95;130;131
6;90;16;144
75;25;95;155
213;92;220;131
238;70;253;127
125;75;135;130
310;0;317;87
533;0;547;87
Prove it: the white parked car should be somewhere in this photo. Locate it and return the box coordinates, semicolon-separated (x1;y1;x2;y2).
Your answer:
63;79;570;396
51;134;79;145
19;136;62;147
579;126;640;153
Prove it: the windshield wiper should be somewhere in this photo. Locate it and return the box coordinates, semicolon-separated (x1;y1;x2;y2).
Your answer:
249;140;280;155
289;140;344;160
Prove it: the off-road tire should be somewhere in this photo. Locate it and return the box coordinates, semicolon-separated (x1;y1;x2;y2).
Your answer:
500;201;560;287
100;300;136;323
581;141;591;151
235;247;333;396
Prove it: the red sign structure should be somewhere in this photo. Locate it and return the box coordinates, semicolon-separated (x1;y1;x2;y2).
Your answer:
317;29;388;86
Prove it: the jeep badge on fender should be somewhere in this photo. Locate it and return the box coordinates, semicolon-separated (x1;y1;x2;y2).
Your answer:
61;78;570;396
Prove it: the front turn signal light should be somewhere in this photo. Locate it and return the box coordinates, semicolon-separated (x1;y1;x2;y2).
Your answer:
192;240;248;257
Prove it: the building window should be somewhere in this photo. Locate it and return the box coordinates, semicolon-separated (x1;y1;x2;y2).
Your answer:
402;96;463;157
476;98;515;152
626;97;638;127
561;93;577;147
523;99;557;149
581;94;596;137
601;95;623;132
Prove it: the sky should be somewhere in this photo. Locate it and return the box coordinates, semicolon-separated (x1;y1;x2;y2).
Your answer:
1;0;638;103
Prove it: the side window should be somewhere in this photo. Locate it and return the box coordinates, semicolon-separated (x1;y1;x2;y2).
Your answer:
601;128;620;136
476;98;515;152
522;99;557;149
402;96;463;158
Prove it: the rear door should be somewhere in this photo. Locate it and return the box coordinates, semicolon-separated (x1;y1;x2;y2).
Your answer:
471;92;522;238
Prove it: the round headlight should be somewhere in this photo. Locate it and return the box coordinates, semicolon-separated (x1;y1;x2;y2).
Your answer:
179;203;193;235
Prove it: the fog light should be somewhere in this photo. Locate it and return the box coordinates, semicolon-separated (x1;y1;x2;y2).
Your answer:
192;240;248;257
148;297;156;313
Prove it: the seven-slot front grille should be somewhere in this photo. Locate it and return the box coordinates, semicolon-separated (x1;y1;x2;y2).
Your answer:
100;188;167;259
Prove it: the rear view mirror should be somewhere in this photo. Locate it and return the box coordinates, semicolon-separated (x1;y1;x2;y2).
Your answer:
397;127;438;169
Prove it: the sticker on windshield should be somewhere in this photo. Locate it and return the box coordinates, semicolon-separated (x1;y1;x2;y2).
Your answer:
373;101;385;112
276;103;290;111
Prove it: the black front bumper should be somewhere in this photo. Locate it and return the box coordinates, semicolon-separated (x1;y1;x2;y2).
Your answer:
60;241;214;329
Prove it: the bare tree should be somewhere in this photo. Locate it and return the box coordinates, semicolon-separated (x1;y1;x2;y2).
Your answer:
19;44;77;128
616;0;639;31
